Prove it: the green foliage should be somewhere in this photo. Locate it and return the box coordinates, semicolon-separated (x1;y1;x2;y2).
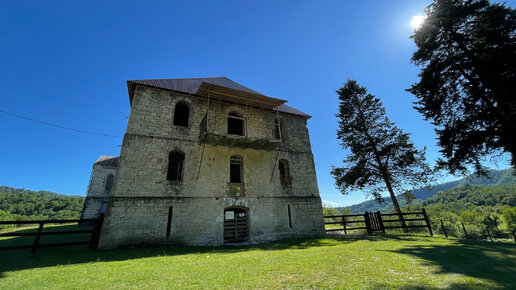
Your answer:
404;184;516;239
0;186;85;221
502;207;516;233
349;168;515;213
332;80;433;214
408;0;516;174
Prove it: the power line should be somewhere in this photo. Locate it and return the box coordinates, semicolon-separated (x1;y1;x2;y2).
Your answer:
0;109;121;138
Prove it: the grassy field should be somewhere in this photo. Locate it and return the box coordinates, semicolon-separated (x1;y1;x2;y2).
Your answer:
0;226;515;289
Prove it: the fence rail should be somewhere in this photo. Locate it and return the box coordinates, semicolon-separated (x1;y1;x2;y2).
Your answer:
0;214;105;253
324;208;433;236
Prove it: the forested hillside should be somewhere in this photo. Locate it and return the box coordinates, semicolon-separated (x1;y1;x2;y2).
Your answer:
0;186;84;222
404;184;516;238
347;169;515;213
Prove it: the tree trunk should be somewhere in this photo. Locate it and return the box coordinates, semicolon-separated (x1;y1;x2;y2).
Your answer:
382;174;408;233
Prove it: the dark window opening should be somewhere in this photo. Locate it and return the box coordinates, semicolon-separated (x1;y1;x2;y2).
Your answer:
274;120;280;139
288;204;292;228
228;112;244;136
230;156;242;183
173;102;190;127
166;207;173;239
167;152;185;181
105;174;114;190
279;159;290;185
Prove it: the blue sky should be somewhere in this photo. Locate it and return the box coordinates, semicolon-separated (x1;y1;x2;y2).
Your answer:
0;0;512;206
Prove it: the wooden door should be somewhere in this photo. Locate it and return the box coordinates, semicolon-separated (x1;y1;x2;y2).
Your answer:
224;208;249;244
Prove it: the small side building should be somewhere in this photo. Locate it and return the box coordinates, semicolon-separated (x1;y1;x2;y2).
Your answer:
80;156;118;220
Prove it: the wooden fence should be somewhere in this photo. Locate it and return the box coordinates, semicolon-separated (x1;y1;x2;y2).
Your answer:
0;214;105;253
324;208;433;236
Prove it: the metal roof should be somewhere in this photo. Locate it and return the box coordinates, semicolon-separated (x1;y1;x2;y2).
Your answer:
94;156;119;168
127;77;311;118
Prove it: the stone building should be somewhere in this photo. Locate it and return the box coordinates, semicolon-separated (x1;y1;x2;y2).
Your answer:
80;155;118;220
97;77;325;249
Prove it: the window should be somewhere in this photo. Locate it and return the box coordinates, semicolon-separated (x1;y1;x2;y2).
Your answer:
274;120;280;140
173;102;189;127
279;159;290;185
229;156;244;196
167;152;185;181
230;156;243;183
105;174;114;190
228;112;244;136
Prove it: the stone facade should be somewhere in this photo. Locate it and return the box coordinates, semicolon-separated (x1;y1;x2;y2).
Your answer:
97;78;325;249
80;156;118;220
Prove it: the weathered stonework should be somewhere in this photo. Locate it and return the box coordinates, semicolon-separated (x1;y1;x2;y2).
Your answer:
97;78;325;249
80;156;118;220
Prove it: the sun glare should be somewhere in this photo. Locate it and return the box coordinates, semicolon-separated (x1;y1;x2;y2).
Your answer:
410;15;425;29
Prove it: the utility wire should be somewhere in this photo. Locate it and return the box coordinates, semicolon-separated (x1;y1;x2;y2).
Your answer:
0;109;121;138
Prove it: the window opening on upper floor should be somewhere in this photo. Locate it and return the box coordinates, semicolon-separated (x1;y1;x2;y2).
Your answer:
173;102;190;127
105;174;114;190
279;159;290;185
167;151;185;181
274;120;281;140
230;155;243;183
228;112;244;136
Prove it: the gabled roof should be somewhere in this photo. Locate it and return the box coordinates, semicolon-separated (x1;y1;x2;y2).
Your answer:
94;156;119;168
127;77;311;119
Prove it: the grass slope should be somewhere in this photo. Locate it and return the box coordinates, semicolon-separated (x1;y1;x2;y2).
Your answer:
1;227;515;289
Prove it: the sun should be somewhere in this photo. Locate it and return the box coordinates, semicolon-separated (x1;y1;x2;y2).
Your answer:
410;15;425;29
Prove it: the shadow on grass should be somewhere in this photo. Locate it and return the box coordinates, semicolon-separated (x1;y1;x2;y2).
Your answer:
0;226;387;278
384;239;516;288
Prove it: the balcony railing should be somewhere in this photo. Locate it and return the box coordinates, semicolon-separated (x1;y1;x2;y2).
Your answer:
198;113;281;150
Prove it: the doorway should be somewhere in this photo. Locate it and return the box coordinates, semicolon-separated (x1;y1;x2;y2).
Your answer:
223;207;249;244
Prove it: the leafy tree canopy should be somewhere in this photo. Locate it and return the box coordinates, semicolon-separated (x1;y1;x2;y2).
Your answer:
408;0;516;175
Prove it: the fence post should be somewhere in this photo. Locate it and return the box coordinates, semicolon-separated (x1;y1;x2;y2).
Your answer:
376;211;385;234
31;222;44;254
421;208;433;236
342;215;347;234
461;223;469;239
89;213;105;251
485;225;493;242
364;212;372;234
440;219;448;238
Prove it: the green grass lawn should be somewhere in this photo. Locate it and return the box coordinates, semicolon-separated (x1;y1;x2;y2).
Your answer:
1;226;515;289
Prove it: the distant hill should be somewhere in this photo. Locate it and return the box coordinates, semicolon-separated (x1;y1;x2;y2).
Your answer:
0;186;85;220
346;169;515;213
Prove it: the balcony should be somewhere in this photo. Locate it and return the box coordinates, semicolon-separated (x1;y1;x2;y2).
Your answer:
199;114;281;151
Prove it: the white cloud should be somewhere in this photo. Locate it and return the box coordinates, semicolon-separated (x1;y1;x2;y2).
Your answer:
322;200;341;208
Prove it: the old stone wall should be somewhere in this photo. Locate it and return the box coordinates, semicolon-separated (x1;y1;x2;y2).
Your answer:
80;164;116;219
98;85;325;249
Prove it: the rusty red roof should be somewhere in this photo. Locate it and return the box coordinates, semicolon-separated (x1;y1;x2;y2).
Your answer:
127;77;311;118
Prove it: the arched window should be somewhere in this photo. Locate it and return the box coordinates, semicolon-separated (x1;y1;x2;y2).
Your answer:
105;174;114;190
228;112;244;136
167;152;185;181
173;102;190;127
274;120;281;139
279;159;290;185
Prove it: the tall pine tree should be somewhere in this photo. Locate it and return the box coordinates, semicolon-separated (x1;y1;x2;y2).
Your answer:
332;80;433;217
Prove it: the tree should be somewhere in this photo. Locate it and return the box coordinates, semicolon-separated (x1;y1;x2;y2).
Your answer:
408;0;516;175
331;80;433;219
